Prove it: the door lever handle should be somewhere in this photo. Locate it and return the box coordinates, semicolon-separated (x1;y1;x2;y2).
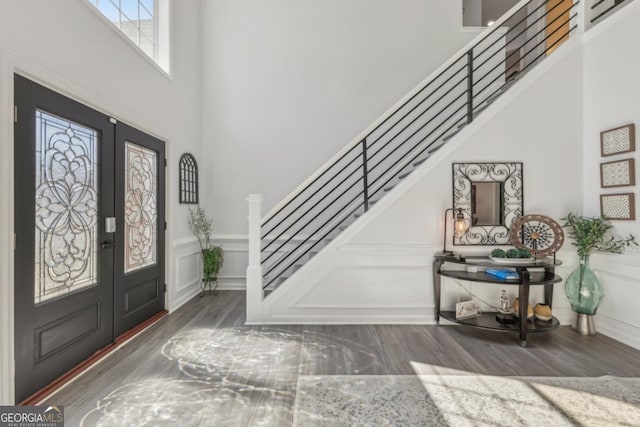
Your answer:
102;240;115;249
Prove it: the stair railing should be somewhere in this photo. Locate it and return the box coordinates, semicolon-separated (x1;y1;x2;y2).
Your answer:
590;0;632;24
250;0;581;294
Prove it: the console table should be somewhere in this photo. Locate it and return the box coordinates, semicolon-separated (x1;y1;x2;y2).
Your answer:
433;254;562;347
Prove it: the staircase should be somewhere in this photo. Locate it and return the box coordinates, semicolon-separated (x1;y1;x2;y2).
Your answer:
247;0;631;298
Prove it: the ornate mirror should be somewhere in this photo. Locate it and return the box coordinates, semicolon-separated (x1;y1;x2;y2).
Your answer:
452;162;523;245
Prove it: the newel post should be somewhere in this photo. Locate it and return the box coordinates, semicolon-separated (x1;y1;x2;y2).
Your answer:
246;194;264;323
575;0;589;34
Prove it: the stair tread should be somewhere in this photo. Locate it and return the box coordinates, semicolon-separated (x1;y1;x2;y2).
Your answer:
442;127;463;142
413;157;428;166
427;141;446;154
398;169;413;179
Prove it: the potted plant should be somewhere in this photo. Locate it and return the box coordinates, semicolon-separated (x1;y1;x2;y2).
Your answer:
188;206;224;296
561;213;636;335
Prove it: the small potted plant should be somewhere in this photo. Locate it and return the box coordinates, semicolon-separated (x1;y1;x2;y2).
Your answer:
561;213;636;334
188;206;224;296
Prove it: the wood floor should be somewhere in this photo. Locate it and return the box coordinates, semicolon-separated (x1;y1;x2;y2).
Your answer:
45;290;640;426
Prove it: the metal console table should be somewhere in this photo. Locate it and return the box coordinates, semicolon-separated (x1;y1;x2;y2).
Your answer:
433;254;562;347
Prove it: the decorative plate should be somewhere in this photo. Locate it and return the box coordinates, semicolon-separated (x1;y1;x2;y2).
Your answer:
508;214;564;257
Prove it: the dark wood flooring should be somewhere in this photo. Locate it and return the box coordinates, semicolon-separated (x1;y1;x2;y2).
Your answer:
44;290;640;426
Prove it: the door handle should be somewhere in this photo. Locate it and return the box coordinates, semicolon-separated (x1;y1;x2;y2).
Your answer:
102;240;116;249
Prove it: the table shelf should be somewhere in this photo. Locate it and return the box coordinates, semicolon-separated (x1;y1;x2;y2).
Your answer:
440;311;560;333
439;270;562;285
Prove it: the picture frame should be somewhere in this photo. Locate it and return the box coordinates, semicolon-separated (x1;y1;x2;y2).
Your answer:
456;300;480;320
600;193;635;220
600;158;635;188
600;124;635;157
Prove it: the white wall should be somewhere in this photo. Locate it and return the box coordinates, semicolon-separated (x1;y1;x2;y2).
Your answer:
200;0;469;236
259;41;584;326
0;0;202;403
582;1;640;349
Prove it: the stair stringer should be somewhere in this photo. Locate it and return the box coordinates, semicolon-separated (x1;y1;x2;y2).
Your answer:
255;37;584;324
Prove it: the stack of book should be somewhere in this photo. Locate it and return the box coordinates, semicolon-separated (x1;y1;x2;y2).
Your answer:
485;268;519;280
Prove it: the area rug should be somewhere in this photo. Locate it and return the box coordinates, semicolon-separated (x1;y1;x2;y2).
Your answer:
293;375;640;427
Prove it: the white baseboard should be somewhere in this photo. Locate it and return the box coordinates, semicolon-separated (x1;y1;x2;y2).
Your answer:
262;307;577;326
168;282;201;312
596;313;640;351
251;312;434;325
217;277;246;290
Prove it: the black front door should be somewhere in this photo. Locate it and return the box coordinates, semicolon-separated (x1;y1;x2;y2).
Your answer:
14;75;166;402
114;122;165;337
14;75;115;402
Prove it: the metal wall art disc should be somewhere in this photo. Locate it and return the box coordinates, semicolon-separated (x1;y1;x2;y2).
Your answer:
508;214;564;257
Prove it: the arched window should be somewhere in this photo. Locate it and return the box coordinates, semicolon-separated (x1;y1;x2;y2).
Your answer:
179;153;199;204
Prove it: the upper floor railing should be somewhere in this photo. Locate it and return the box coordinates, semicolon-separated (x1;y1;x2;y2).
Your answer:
590;0;632;23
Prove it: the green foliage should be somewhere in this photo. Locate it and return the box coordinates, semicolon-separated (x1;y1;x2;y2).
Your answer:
202;247;224;281
562;213;637;259
188;205;213;251
491;248;506;258
506;248;520;258
492;248;531;258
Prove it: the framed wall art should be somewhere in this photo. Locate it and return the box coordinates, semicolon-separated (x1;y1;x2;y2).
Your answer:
600;124;635;157
600;193;635;220
179;153;199;204
452;162;523;246
600;158;635;188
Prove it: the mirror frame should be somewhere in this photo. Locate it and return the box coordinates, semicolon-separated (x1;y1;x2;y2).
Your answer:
452;162;523;246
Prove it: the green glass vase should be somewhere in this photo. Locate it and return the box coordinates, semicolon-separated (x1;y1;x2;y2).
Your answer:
564;255;603;315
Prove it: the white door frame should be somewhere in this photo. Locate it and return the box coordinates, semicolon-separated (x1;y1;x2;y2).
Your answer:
0;50;16;405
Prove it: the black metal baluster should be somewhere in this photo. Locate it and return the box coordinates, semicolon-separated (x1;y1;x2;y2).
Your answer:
362;138;370;212
466;50;474;124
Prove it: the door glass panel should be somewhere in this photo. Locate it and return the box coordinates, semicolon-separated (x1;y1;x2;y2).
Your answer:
34;110;99;304
124;141;157;273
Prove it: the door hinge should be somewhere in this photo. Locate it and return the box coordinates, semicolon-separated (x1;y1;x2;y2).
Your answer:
109;117;117;125
164;158;167;167
164;221;167;230
13;233;16;250
164;284;167;292
14;105;17;123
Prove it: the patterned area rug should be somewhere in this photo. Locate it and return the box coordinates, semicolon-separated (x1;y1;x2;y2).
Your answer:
294;375;640;427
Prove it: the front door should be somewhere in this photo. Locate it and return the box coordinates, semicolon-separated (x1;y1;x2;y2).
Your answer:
114;122;165;337
14;75;166;402
14;75;115;402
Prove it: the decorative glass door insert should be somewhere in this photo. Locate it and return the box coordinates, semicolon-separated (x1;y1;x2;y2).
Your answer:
124;141;158;273
34;110;99;304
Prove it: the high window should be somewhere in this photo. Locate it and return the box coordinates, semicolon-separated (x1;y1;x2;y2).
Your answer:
87;0;170;73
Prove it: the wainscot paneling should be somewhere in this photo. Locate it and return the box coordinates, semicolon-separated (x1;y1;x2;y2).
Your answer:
591;252;640;350
260;243;576;325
